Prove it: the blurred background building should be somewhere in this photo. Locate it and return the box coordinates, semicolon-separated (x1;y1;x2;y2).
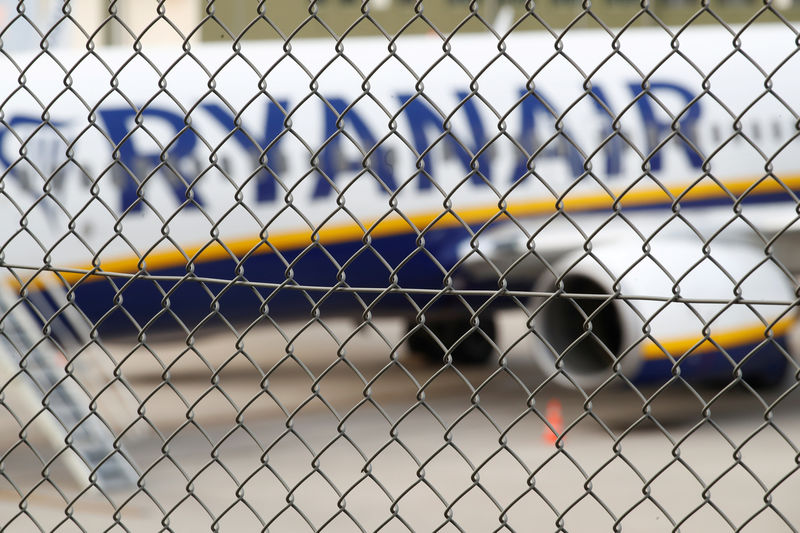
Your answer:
0;0;795;50
0;0;197;49
202;0;799;41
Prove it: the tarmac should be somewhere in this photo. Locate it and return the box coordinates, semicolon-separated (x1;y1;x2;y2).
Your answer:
1;312;799;531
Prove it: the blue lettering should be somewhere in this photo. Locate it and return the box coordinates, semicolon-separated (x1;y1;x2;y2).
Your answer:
99;107;199;212
589;86;622;176
456;91;492;185
314;97;396;198
513;90;584;181
0;116;64;172
0;116;38;170
396;93;491;189
203;101;287;203
629;81;703;171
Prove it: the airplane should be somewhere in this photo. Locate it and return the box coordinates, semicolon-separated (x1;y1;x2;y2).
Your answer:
0;21;797;402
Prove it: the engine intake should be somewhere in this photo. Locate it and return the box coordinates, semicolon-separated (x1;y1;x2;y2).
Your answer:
532;238;794;389
538;274;622;375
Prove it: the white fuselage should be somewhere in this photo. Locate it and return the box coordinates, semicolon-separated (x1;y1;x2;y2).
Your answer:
0;24;797;282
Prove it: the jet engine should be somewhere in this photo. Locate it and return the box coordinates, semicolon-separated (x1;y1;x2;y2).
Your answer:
531;238;796;389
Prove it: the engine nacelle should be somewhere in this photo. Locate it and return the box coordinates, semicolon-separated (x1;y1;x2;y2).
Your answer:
531;238;796;389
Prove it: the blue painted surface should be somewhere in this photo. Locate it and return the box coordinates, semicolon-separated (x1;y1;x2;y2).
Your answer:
65;203;793;386
635;336;790;386
72;183;800;334
73;223;483;336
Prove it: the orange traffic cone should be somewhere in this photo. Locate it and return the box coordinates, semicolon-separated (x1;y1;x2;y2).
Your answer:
542;399;564;445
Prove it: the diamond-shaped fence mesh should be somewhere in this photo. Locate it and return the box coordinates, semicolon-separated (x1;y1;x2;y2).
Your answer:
1;0;800;531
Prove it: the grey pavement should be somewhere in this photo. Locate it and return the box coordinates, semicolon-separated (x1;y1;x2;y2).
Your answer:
1;314;799;532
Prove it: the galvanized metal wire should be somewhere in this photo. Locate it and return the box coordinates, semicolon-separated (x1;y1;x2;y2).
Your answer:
0;0;799;531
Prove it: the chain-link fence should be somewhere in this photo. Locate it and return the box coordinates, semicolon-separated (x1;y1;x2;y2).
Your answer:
1;0;800;531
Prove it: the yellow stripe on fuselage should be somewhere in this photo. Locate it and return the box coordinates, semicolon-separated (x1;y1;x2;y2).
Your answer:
18;173;800;287
641;316;795;360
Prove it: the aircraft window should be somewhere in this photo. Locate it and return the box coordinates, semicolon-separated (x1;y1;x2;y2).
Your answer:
711;124;721;143
773;120;782;139
751;122;761;141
